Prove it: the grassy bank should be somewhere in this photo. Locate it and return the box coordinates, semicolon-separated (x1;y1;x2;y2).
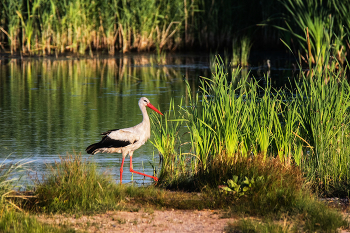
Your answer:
0;157;75;232
0;153;341;232
0;154;344;232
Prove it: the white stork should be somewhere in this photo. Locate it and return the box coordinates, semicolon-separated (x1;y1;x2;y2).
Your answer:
86;97;163;183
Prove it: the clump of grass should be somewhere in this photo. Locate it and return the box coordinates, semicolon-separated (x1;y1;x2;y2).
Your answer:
0;210;75;233
226;218;295;233
0;156;33;212
294;196;349;232
200;154;304;215
213;155;348;232
0;157;30;196
34;154;121;214
151;99;195;187
226;198;348;232
295;70;350;197
0;156;75;232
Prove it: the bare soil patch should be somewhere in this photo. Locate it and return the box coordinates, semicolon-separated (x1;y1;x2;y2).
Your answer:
37;209;236;233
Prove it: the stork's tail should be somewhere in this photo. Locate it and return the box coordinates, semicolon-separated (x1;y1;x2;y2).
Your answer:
86;143;100;155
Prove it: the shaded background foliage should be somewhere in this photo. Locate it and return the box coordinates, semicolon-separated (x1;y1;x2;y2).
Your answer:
2;0;348;55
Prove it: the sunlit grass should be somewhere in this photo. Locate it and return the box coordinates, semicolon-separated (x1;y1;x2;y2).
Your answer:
0;156;76;232
0;0;186;55
152;56;350;196
0;153;343;232
226;205;348;233
226;218;295;233
295;68;350;196
33;154;121;214
0;210;75;233
151;99;192;184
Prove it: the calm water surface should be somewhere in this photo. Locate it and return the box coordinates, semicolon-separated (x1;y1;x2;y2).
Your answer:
0;53;294;185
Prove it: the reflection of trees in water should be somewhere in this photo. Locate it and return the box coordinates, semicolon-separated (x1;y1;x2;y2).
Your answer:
0;55;208;159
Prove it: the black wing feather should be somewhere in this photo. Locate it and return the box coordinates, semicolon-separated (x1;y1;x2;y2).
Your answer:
86;131;133;154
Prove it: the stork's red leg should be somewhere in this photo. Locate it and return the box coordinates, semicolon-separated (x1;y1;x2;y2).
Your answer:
120;157;125;184
129;156;158;181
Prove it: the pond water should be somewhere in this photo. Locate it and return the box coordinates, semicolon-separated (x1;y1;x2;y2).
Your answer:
0;52;294;185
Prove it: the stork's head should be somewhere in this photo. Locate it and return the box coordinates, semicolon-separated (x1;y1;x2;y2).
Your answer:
139;97;163;115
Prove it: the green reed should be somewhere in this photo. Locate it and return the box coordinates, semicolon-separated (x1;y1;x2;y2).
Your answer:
229;36;252;67
2;0;350;58
151;99;190;181
277;0;349;72
0;0;21;54
240;36;252;67
0;0;188;55
295;68;350;196
153;56;350;196
0;0;298;55
182;59;292;167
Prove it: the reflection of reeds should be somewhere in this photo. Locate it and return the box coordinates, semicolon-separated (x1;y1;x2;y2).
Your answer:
0;55;206;155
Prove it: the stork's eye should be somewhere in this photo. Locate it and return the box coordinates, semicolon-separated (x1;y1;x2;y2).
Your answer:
144;99;147;102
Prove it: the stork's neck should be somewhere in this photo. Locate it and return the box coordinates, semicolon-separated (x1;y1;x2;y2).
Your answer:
140;104;150;124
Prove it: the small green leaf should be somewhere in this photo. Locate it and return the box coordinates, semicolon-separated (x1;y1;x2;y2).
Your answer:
232;175;239;183
243;177;250;185
227;179;235;188
221;187;233;192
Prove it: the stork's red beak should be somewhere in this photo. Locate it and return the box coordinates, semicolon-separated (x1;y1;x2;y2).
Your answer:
147;103;163;115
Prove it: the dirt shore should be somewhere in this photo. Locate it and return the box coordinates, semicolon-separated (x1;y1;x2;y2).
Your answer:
38;209;236;233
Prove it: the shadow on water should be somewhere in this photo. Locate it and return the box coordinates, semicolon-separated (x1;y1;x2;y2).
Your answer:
0;52;295;185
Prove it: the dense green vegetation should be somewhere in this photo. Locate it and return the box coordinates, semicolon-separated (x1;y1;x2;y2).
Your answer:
0;211;75;233
152;56;350;197
34;154;121;213
0;0;349;62
0;1;350;231
0;157;75;232
0;154;345;232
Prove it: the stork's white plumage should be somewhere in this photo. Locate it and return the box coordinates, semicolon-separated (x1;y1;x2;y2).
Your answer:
86;97;163;183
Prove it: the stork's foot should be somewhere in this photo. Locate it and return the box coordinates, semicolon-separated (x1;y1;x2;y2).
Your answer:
130;168;158;182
